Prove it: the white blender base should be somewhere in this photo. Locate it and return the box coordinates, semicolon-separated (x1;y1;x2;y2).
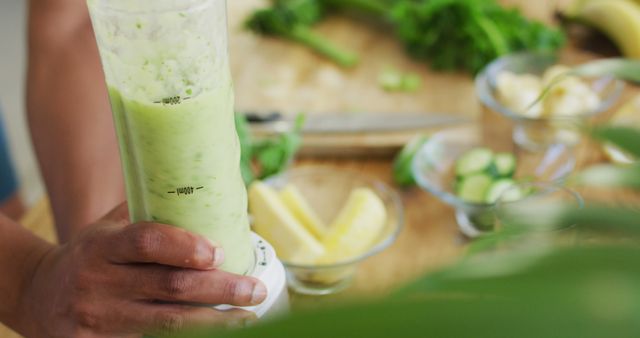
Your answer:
215;232;289;318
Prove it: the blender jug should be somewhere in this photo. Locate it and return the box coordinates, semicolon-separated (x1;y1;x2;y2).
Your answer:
87;0;255;275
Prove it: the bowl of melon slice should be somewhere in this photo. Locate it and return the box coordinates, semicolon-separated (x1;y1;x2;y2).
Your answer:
248;166;404;295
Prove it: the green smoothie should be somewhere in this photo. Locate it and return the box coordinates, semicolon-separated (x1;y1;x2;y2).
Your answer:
108;83;255;275
88;0;255;275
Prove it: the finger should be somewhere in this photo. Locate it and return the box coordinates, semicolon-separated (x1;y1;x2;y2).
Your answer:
108;302;256;336
76;301;255;336
101;202;130;228
106;222;223;270
123;266;267;307
147;305;256;336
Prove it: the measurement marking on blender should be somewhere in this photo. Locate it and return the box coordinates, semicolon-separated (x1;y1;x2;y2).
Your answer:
257;244;267;266
154;96;192;105
166;186;205;195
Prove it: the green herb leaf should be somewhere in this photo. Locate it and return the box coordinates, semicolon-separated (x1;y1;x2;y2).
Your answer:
253;113;305;180
392;135;429;187
235;113;305;183
592;125;640;159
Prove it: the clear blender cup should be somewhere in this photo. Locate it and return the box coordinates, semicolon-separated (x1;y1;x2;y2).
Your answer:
87;0;255;275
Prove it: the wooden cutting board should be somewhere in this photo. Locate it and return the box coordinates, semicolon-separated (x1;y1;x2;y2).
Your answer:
226;0;603;156
228;0;481;116
228;0;481;156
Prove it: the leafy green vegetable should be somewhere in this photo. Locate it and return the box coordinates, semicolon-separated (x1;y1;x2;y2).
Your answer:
245;0;359;67
247;0;564;74
392;134;429;187
390;0;565;74
253;114;305;179
235;113;306;185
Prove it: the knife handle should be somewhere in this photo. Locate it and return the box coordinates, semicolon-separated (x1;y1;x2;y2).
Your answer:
243;111;283;123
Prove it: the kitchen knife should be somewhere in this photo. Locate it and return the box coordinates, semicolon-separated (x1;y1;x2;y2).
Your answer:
244;112;471;134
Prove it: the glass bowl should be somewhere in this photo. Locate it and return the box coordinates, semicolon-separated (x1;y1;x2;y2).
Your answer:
493;182;585;250
263;166;404;295
495;182;585;232
476;53;625;151
411;124;575;238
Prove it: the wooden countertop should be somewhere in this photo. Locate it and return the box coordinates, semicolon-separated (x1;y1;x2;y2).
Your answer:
3;0;637;336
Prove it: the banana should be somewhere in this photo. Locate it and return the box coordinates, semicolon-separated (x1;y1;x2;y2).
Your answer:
571;0;640;58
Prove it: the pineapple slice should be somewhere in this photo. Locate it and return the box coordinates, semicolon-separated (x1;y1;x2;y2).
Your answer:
249;182;325;264
279;185;328;240
321;188;387;264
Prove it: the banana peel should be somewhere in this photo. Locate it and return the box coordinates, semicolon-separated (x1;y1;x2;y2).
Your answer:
567;0;640;58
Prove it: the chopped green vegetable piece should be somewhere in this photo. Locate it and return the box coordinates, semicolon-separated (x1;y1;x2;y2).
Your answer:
500;185;528;203
457;173;493;204
485;178;516;204
379;69;404;91
455;148;495;177
393;135;429;187
379;69;422;92
494;152;517;178
402;74;422;92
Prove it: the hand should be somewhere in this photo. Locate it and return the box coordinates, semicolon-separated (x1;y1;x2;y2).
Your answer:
17;203;266;338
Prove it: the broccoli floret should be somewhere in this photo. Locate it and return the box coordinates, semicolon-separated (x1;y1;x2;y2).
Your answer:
246;0;359;68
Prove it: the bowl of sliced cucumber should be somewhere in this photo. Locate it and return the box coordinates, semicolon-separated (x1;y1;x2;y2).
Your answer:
412;124;576;237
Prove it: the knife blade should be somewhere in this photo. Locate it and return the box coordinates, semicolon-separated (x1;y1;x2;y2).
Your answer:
244;112;471;134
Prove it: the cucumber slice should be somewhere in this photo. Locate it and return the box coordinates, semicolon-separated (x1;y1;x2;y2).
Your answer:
494;152;517;178
456;173;493;204
393;135;429;187
455;148;495;177
502;186;527;203
485;179;516;204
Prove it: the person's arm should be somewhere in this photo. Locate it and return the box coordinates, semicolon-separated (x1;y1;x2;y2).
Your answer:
27;0;123;241
0;213;51;331
0;205;265;337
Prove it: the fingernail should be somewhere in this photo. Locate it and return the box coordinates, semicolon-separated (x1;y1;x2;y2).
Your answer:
250;282;267;305
212;247;225;267
195;240;217;268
